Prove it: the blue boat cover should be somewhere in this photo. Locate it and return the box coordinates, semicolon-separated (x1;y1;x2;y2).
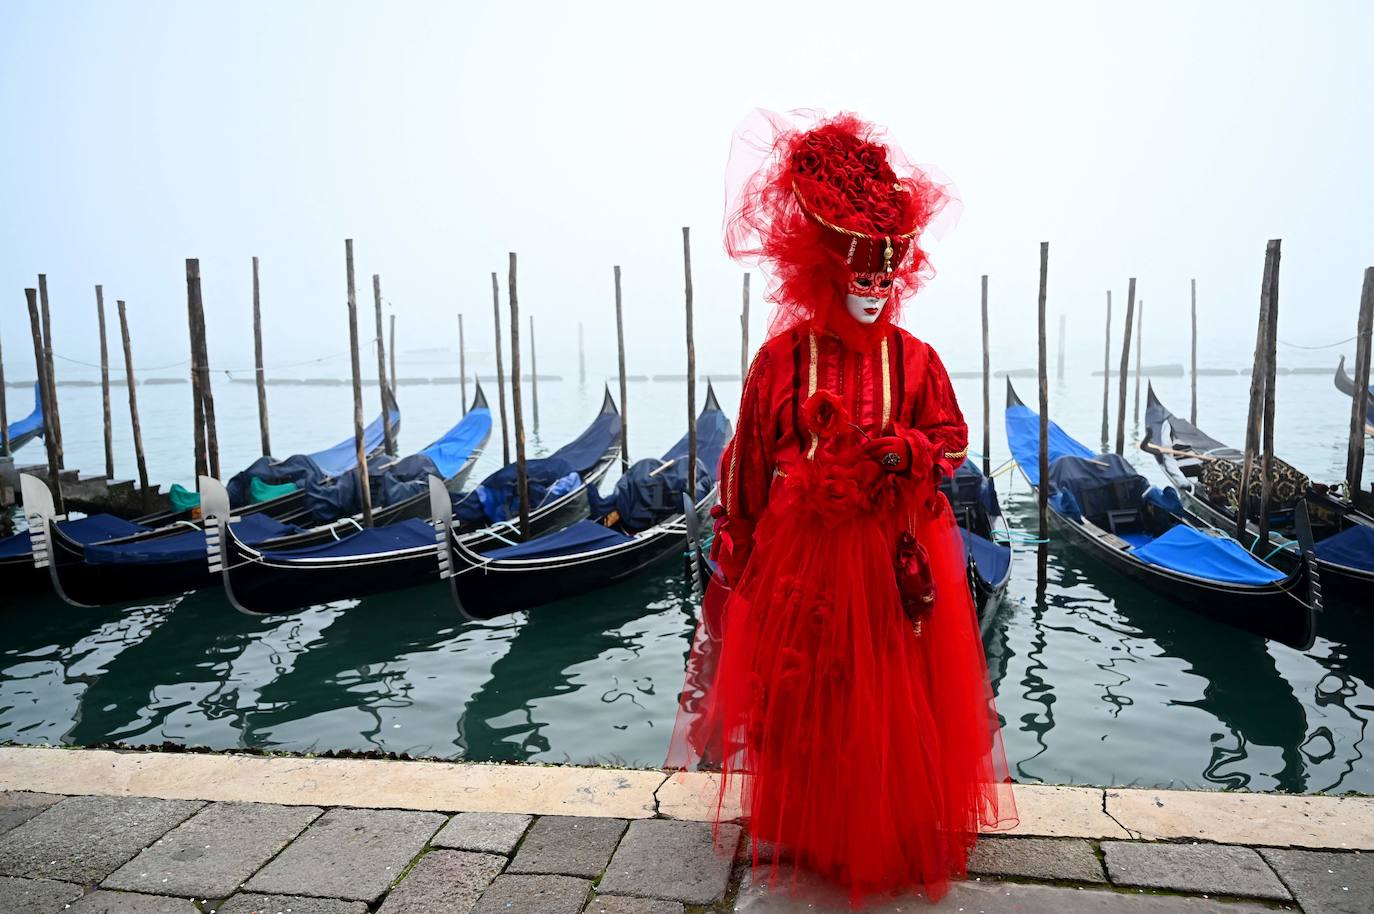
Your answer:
1131;524;1285;585
84;513;299;566
452;403;622;527
957;528;1011;586
484;519;634;561
587;405;731;533
260;518;436;560
225;407;399;507
4;382;43;450
1046;454;1149;525
305;405;492;523
1314;524;1374;572
941;458;1002;519
1005;402;1096;486
0;513;149;560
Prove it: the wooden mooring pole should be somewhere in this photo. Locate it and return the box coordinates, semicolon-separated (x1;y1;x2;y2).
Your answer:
0;322;8;455
614;265;629;471
1346;268;1373;500
252;256;271;457
1190;279;1199;426
25;288;63;513
1056;313;1065;381
345;240;374;527
1133;299;1144;426
372;273;395;456
741;272;751;382
458;313;468;412
1100;290;1112;450
508;253;530;538
1114;279;1136;455
37;275;63;468
529;315;539;432
684;227;698;499
186;258;220;481
96;285;114;478
117;301;151;514
389;314;397;396
980;275;991;476
1238;240;1281;546
1036;244;1050;594
491;272;511;465
578;322;586;387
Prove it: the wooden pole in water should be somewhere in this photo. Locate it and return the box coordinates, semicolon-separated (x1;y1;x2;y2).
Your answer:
117;301;150;514
1114;279;1136;455
0;322;8;455
345;240;374;527
25;288;63;513
614;265;629;471
1258;255;1281;549
684;227;698;499
1056;313;1065;381
252;257;271;457
1346;268;1374;499
36;275;63;468
187;272;207;483
96;285;114;479
741;272;751;382
389;313;397;396
577;322;586;387
372;273;395;456
1037;244;1050;544
508;253;530;538
186;258;220;480
529;314;539;431
1100;290;1112;450
1190;279;1198;426
1133;299;1144;426
491;272;510;465
458;313;467;413
1238;240;1280;544
980;274;991;476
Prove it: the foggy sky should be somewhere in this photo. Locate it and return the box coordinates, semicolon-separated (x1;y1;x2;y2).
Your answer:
2;0;1372;385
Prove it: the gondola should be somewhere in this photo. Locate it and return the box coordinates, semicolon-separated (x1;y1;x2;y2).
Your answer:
206;389;623;614
28;386;490;608
442;384;730;620
3;382;43;454
136;400;402;527
1334;355;1374;437
0;402;400;598
940;458;1013;636
1142;384;1373;607
1005;381;1319;650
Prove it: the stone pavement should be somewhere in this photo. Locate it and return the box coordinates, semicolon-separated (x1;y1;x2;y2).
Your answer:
0;747;1370;913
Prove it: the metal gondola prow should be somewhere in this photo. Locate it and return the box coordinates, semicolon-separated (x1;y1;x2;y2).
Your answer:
682;490;705;597
19;473;56;569
199;476;232;576
428;474;455;584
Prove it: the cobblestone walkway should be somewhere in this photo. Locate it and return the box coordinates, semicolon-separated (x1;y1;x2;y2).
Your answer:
0;749;1369;912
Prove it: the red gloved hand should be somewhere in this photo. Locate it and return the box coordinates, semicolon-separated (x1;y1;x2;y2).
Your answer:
863;436;914;474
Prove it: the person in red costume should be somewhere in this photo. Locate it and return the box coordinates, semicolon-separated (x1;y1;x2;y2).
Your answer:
666;110;1016;906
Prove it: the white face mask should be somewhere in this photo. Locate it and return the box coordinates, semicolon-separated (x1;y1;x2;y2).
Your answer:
845;293;886;324
845;273;892;324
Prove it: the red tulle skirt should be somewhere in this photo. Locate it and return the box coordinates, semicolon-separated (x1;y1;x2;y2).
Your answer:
668;463;1016;906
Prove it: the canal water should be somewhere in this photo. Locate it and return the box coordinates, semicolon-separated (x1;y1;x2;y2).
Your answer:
2;364;1371;793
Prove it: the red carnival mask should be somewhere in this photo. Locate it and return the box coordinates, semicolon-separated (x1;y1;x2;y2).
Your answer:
847;272;895;299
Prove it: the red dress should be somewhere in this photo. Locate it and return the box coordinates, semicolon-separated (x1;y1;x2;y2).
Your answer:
668;319;1015;905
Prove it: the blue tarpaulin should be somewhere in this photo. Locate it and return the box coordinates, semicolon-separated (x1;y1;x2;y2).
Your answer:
942;458;1002;519
1314;524;1374;572
84;513;298;566
452;402;622;527
957;527;1011;586
0;513;149;560
485;519;634;561
260;518;436;560
1131;524;1285;585
1005;402;1096;486
305;405;490;523
225;407;399;507
1047;455;1150;526
4;382;43;452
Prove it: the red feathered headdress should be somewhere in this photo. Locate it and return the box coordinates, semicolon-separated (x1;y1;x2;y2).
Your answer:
723;109;957;349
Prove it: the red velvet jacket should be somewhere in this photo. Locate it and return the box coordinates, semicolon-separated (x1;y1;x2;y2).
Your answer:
711;320;968;583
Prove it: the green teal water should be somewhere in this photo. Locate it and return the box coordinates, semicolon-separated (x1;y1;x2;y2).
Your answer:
2;371;1371;792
